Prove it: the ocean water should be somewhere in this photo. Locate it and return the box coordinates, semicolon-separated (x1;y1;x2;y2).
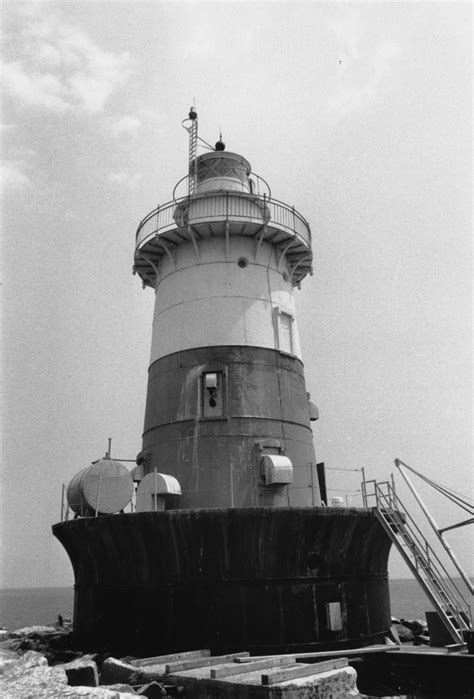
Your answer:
0;579;451;632
0;587;74;631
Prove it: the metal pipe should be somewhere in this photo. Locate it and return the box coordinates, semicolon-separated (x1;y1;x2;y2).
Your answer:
361;467;367;507
394;459;473;594
95;475;103;518
61;484;65;523
439;518;474;534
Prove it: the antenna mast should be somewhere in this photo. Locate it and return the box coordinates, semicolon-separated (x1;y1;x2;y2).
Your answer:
187;106;198;195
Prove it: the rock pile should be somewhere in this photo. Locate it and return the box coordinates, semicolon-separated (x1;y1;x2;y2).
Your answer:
388;617;430;645
0;625;171;698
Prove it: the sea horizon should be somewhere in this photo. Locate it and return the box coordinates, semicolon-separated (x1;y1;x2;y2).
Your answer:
3;578;470;632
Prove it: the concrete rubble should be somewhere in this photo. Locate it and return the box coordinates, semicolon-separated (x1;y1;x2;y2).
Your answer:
100;657;141;685
3;620;459;699
62;656;100;686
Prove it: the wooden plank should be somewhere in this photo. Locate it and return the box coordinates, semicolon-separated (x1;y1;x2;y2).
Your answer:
132;649;210;667
210;656;296;679
446;643;467;653
235;644;398;664
262;658;348;685
166;652;250;674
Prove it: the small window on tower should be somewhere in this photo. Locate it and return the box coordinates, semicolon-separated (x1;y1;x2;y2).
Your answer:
277;311;294;354
201;370;227;419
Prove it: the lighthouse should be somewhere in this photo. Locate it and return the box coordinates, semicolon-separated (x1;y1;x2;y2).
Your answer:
133;109;321;510
53;111;393;656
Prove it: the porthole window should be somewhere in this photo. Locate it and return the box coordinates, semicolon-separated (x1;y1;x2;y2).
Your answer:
237;258;248;268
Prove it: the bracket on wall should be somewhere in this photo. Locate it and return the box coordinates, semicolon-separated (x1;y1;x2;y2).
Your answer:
187;225;201;262
137;251;160;281
289;254;311;285
254;225;267;262
278;235;298;269
156;235;176;271
255;438;285;455
225;221;230;260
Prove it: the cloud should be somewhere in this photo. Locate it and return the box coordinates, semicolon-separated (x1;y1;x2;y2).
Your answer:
2;61;70;112
1;13;132;114
1;161;30;189
111;116;141;137
327;18;401;120
106;172;142;189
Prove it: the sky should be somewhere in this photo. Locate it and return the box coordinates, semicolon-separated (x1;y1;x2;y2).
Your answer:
1;1;472;592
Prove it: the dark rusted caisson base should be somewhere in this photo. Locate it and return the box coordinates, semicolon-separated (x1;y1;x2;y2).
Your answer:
53;507;392;656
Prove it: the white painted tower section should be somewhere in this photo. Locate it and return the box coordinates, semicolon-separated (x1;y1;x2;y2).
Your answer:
149;236;302;364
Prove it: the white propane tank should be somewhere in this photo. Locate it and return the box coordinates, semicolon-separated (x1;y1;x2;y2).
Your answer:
330;496;344;508
67;459;133;516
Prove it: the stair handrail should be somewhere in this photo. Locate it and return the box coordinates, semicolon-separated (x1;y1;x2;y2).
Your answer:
395;459;474;595
366;478;472;637
372;480;471;621
374;507;467;641
386;486;470;627
386;482;471;616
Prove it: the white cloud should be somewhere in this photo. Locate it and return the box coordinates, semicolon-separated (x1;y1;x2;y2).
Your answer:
1;161;30;189
106;172;142;189
1;60;70;112
1;13;132;114
111;116;141;137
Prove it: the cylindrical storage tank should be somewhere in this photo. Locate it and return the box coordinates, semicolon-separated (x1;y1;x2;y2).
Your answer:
67;459;133;517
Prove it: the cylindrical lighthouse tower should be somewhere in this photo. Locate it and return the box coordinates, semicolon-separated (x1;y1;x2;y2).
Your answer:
134;111;321;509
53;111;393;657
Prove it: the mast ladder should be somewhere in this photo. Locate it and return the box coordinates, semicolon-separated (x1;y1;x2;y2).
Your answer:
363;478;471;644
188;116;198;195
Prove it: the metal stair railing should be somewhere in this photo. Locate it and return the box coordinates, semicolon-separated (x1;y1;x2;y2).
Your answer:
364;478;471;644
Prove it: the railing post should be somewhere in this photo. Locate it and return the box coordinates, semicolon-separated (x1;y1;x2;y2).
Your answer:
361;467;367;507
390;472;397;508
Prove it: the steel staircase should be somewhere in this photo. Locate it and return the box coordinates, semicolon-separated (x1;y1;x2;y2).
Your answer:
363;477;471;644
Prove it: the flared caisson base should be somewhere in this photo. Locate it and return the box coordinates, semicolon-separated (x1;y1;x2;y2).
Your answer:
53;506;392;656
